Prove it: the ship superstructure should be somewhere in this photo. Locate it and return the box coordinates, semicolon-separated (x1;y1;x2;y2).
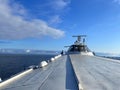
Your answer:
67;35;94;56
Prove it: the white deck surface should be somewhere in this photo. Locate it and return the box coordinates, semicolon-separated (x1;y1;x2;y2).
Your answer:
0;55;78;90
1;54;120;90
70;55;120;90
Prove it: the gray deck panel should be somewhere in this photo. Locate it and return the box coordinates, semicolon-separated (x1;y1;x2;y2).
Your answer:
0;56;62;90
40;56;78;90
70;55;120;90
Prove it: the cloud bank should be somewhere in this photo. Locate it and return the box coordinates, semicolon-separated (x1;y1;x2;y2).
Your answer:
0;0;64;40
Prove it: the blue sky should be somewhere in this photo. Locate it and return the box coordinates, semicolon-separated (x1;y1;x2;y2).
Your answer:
0;0;120;53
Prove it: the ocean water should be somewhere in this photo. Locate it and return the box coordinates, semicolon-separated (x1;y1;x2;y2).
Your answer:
0;54;55;80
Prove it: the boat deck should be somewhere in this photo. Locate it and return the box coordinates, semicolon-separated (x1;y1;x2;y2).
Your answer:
70;55;120;90
1;54;120;90
0;55;78;90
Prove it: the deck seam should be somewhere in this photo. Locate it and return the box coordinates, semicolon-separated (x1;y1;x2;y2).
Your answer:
69;55;83;90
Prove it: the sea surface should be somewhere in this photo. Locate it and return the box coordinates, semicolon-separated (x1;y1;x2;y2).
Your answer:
0;54;55;80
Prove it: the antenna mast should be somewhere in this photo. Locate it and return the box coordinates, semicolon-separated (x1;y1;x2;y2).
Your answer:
72;35;87;45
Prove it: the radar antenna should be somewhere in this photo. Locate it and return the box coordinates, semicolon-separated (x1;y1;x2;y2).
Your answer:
72;35;87;45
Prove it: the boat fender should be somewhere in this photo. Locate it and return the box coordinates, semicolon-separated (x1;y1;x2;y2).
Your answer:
50;58;55;62
54;55;61;59
54;56;58;59
40;61;48;68
0;78;2;83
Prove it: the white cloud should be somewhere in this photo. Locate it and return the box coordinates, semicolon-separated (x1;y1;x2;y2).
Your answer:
35;0;71;24
0;0;64;40
48;0;71;24
51;0;71;10
113;0;120;4
49;15;62;24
